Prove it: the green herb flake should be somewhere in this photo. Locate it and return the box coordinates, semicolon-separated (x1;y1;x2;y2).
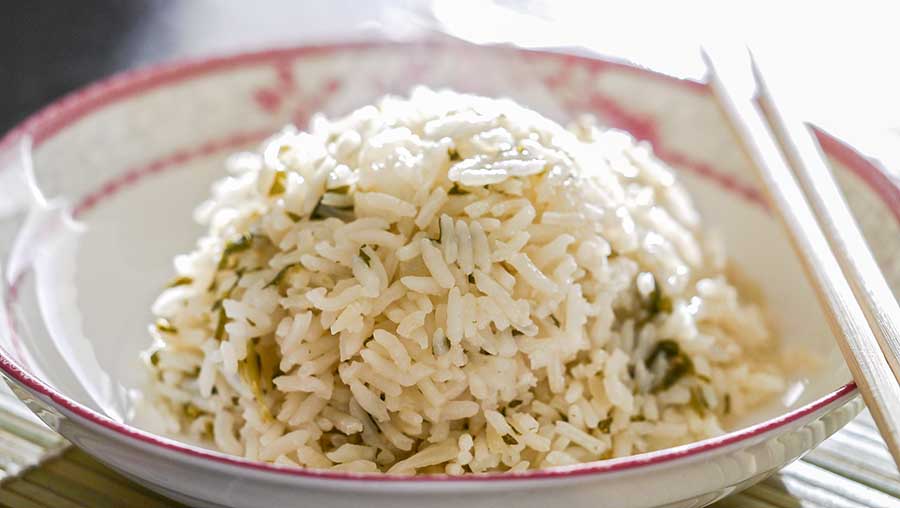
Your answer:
183;403;201;419
212;269;245;311
550;315;561;327
358;247;372;267
511;329;523;336
630;414;646;422
501;434;518;445
467;273;475;284
652;353;694;394
689;386;708;415
214;307;229;341
448;183;469;195
166;276;194;288
264;263;301;289
217;233;254;270
311;198;325;218
202;420;214;440
238;340;273;423
154;318;178;334
644;339;681;368
723;393;731;415
645;339;695;393
286;211;302;222
269;170;287;196
448;148;461;161
647;278;673;317
597;417;613;433
310;198;354;221
149;351;160;366
507;399;523;408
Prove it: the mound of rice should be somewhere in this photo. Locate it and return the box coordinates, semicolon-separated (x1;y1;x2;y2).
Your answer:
146;88;785;474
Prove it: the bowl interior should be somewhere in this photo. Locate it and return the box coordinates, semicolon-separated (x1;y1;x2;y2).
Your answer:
3;43;895;440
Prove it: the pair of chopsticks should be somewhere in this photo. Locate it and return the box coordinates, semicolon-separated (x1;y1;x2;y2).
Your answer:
703;46;900;471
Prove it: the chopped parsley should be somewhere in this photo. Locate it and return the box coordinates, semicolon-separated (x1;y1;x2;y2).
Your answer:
268;170;287;196
644;340;680;367
645;339;695;393
212;269;245;311
358;247;372;266
217;233;254;270
310;198;354;221
264;263;301;289
645;275;673;319
597;417;613;433
183;403;202;419
238;340;273;423
165;276;194;288
448;183;469;195
154;318;177;334
214;307;229;341
689;386;708;415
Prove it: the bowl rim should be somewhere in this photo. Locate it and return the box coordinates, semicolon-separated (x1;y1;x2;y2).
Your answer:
0;40;881;483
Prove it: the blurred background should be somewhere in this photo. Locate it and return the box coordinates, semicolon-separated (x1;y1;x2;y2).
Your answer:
2;0;900;173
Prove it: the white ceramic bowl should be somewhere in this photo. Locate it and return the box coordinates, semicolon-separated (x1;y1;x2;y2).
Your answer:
2;42;896;508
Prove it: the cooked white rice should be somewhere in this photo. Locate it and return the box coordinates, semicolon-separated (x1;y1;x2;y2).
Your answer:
145;88;784;474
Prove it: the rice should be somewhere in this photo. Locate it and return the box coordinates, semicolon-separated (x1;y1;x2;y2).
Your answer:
144;88;784;474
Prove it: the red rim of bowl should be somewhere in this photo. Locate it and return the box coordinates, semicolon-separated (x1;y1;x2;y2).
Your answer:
0;41;871;483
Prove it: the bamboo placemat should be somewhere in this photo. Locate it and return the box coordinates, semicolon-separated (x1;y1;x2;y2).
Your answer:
1;385;898;508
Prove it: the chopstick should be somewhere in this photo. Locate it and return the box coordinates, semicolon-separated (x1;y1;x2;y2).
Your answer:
753;57;900;384
702;46;900;470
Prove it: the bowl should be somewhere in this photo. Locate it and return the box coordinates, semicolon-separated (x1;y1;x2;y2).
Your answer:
1;42;893;508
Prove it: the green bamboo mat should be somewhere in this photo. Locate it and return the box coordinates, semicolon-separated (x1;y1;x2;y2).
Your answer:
1;387;899;508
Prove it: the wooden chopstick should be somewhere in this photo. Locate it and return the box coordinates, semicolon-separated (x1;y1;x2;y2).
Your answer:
702;46;900;470
752;56;900;385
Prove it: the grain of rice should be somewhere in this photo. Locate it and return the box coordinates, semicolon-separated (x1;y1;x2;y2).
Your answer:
416;188;449;229
400;276;442;295
260;430;309;461
420;238;455;289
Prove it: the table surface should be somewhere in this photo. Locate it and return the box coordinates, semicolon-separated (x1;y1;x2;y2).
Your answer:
2;1;900;506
